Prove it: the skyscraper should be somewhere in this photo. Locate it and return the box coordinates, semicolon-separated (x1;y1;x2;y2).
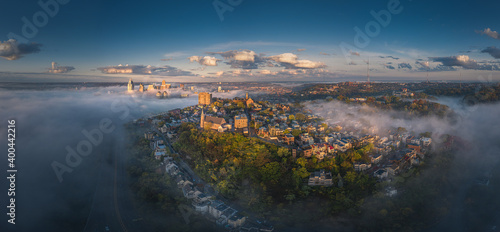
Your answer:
127;79;134;91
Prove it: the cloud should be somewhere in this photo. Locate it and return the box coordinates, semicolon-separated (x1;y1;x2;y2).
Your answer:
350;51;360;56
384;64;395;69
160;58;172;61
188;56;220;66
348;61;357;65
477;28;500;40
320;52;331;56
379;55;400;60
207;50;265;69
416;60;430;69
258;69;276;75
430;55;500;70
48;66;75;73
297;48;306;52
267;53;326;69
481;46;500;59
97;64;194;76
0;39;42;60
398;63;412;70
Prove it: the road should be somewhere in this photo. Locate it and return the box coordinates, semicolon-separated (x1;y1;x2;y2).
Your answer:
83;133;147;232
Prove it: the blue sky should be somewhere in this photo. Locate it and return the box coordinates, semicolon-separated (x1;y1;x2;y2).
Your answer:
0;0;499;82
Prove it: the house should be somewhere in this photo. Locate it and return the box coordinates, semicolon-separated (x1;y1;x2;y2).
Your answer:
283;134;294;145
302;146;312;158
374;169;388;179
408;143;421;153
421;137;432;146
228;214;246;228
144;132;153;140
386;163;400;176
211;203;229;219
258;127;269;137
234;114;248;129
159;124;169;133
370;153;383;164
217;207;237;225
308;169;333;186
354;162;372;172
208;200;225;218
192;200;210;214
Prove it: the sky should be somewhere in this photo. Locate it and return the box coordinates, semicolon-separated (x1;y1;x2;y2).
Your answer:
0;0;500;82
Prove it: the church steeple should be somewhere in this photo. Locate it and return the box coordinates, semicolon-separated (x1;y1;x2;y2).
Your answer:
200;109;205;128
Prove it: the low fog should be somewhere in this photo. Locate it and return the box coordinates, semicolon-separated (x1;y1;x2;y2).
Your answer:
0;85;197;231
307;98;500;231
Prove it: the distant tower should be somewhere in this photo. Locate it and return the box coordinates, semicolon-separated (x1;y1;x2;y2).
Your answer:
246;92;249;100
200;109;205;128
127;79;134;91
162;91;168;98
139;83;144;92
51;62;57;70
161;80;166;90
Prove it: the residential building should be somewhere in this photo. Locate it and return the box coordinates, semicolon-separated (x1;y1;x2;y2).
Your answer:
234;114;248;129
308;169;333;186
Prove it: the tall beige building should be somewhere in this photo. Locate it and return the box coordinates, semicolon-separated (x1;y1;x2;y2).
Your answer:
234;115;248;129
198;92;212;105
127;79;134;91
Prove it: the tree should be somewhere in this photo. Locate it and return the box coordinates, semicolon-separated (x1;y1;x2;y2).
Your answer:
419;132;432;138
397;127;407;133
284;193;296;204
291;129;302;137
260;162;281;184
288;114;295;121
296;157;307;167
295;113;306;121
277;147;289;158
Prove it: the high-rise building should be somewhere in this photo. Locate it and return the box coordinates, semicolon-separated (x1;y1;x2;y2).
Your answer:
245;92;249;100
127;79;134;91
139;83;144;92
180;84;185;90
198;92;212;105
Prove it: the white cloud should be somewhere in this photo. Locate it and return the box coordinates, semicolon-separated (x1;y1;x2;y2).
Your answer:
188;56;220;66
268;53;326;69
477;28;500;40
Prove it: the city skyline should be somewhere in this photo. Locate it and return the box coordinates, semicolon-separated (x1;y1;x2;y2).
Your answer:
1;0;500;82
